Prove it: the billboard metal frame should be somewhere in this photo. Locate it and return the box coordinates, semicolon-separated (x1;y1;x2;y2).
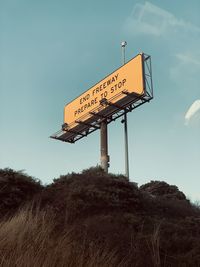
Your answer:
50;53;153;143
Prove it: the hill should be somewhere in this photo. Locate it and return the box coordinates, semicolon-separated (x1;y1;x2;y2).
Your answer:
0;167;200;266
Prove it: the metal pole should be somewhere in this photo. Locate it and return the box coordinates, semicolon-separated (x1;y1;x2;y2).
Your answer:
100;120;109;173
121;41;129;180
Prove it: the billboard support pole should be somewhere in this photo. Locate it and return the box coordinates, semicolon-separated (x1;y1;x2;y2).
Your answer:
100;120;109;173
121;41;129;180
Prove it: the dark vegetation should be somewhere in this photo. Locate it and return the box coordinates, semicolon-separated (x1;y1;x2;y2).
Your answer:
0;168;42;217
0;167;200;267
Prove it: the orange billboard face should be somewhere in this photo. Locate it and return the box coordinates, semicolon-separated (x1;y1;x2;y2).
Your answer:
64;54;144;129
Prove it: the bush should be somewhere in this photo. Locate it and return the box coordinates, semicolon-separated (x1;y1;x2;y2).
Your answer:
0;168;43;217
1;167;200;266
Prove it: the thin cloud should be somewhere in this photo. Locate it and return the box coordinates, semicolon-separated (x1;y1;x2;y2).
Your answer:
176;53;200;66
170;53;200;81
185;100;200;125
124;2;200;37
170;53;200;96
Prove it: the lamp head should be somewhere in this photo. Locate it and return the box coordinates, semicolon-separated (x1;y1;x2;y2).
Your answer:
121;41;127;47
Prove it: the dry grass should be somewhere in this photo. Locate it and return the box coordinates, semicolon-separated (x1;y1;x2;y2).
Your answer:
148;223;161;267
0;206;167;267
0;206;121;267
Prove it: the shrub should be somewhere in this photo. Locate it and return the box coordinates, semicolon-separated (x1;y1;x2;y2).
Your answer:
0;168;43;217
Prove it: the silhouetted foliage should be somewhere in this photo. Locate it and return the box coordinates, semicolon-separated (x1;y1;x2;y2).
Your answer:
140;180;187;200
0;168;43;217
0;167;200;266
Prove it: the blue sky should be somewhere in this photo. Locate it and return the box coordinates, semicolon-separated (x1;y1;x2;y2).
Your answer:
0;0;200;201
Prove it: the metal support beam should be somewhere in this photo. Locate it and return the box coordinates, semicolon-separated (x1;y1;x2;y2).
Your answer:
75;120;100;129
66;129;86;137
104;99;126;111
124;112;129;178
122;90;136;96
89;111;110;120
122;91;147;102
121;41;129;180
100;120;109;173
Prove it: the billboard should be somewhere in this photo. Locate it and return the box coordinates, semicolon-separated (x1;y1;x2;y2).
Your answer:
51;53;153;143
64;53;145;130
